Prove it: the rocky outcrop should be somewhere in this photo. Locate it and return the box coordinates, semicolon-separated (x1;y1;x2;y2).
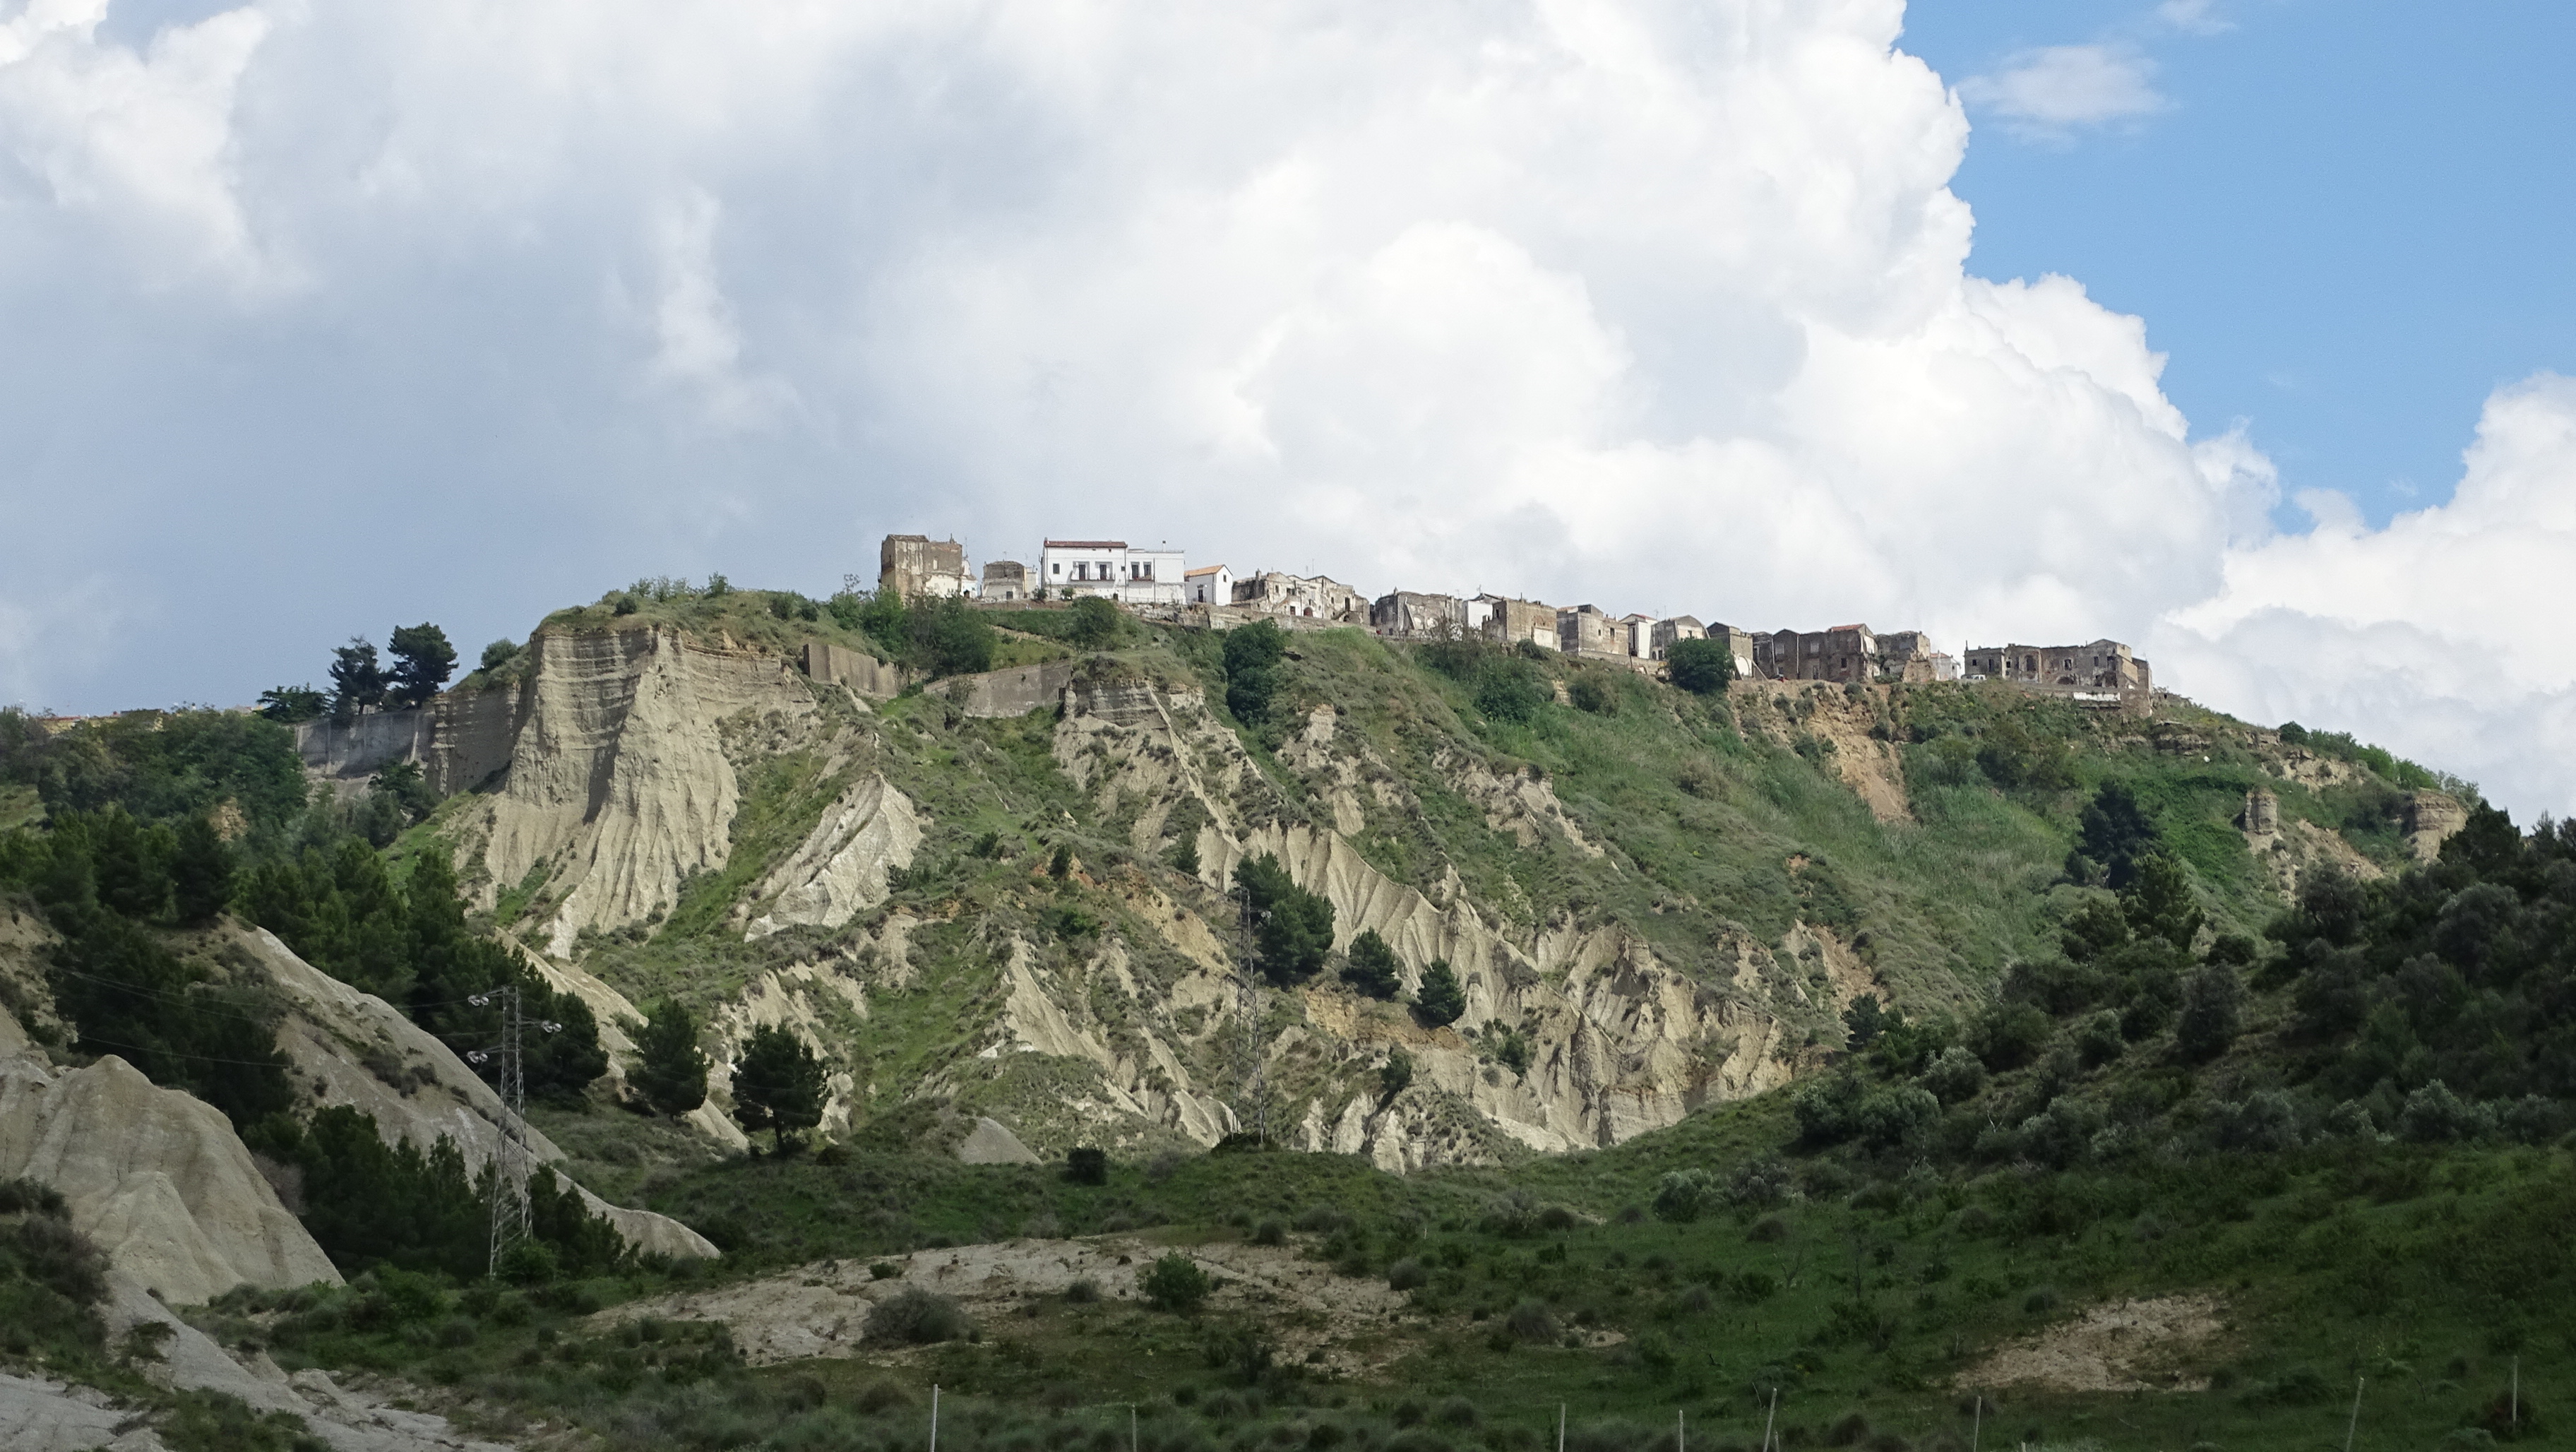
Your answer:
2402;790;2469;862
743;775;921;939
956;1117;1039;1164
947;660;1077;718
0;1046;338;1305
463;626;819;958
233;927;719;1262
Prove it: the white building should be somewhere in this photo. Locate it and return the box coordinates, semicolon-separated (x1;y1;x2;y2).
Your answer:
1038;540;1187;605
1185;564;1233;607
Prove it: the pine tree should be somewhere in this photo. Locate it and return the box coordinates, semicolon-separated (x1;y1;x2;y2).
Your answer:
731;1023;825;1152
328;638;385;720
1344;929;1402;999
632;999;710;1116
1414;959;1466;1028
386;624;458;708
169;814;233;926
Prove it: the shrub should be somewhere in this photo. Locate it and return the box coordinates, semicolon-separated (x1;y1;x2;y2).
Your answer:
1855;1085;1939;1150
1068;597;1124;650
1066;1278;1101;1304
1748;1214;1789;1244
1666;638;1734;695
866;1288;974;1345
1918;1046;1986;1105
1251;1218;1287;1247
1568;676;1616;715
1066;1148;1110;1185
1387;1258;1427;1292
2399;1080;2493;1143
1505;1298;1559;1342
1969;1003;2053;1071
1652;1170;1715;1223
1474;660;1551;723
2175;964;2246;1061
1142;1253;1212;1312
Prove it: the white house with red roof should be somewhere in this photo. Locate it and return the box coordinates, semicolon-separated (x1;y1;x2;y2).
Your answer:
1184;564;1232;606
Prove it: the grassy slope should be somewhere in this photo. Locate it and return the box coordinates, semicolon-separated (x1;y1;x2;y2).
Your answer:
215;602;2503;1450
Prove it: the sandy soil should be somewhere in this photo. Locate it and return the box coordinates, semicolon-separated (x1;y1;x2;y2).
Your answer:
595;1234;1420;1371
1956;1294;2228;1393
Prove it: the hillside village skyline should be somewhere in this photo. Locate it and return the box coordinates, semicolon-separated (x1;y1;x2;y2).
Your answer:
875;532;2159;706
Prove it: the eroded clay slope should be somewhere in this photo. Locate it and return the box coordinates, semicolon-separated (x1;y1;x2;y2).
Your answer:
460;626;821;957
0;1040;339;1305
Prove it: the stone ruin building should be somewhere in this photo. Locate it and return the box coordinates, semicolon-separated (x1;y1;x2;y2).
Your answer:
879;534;971;597
981;559;1031;601
1750;624;1952;684
1964;640;2151;694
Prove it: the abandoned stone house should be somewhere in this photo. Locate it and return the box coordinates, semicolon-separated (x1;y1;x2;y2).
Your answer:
1648;615;1705;660
1751;623;1951;684
1557;604;1620;656
879;535;970;597
1039;540;1187;606
1478;596;1560;650
1234;571;1361;620
1965;639;2150;693
981;560;1030;601
1370;590;1477;638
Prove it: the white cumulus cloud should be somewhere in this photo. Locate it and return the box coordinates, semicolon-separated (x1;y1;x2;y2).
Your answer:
1960;44;2169;140
0;0;2568;821
2160;374;2576;812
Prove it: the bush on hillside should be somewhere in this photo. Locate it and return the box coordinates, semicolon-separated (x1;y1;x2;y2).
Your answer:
1665;638;1734;696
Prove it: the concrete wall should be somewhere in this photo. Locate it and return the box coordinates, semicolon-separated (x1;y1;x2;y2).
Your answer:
294;709;433;780
801;641;907;700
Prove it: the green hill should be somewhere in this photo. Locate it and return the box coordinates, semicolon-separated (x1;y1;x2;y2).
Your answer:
4;584;2560;1452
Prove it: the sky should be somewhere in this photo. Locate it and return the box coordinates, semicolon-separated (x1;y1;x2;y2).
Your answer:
1;0;2572;821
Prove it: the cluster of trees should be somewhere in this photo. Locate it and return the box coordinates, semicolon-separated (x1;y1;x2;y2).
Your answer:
3;708;309;854
0;808;294;1129
829;589;996;679
1341;928;1465;1026
2276;804;2576;1110
263;1106;626;1280
1418;636;1554;724
1232;853;1335;984
1788;782;2255;1166
1664;637;1734;696
1220;619;1287;724
242;848;607;1102
261;624;458;725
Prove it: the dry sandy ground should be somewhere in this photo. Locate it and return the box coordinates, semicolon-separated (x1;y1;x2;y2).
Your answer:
1957;1294;2228;1393
597;1235;1424;1372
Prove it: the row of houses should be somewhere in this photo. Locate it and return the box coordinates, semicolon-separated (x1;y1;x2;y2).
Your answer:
871;533;2151;696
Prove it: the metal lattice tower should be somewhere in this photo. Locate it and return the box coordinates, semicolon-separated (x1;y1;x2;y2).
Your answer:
1232;883;1268;1146
467;982;557;1277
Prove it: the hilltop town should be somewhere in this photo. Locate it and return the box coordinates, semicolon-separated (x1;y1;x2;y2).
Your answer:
881;531;2161;710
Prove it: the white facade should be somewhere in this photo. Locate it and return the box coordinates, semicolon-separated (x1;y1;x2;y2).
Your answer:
1185;564;1233;606
1038;540;1187;605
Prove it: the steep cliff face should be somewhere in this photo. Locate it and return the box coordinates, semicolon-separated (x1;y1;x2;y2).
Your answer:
458;626;821;957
